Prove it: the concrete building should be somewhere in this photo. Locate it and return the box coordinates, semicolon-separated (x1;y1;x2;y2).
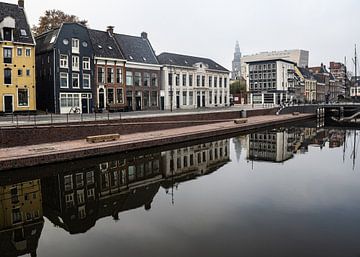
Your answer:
0;0;36;114
231;41;242;79
158;52;230;110
246;59;296;105
241;49;309;78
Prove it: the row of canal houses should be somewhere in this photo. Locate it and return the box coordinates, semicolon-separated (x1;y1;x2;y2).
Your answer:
0;1;230;114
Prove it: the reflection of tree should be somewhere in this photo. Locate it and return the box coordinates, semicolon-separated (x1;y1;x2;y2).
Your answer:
233;137;244;162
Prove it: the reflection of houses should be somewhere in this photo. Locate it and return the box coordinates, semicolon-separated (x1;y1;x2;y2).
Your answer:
0;179;43;257
160;139;230;188
42;153;162;234
247;130;294;163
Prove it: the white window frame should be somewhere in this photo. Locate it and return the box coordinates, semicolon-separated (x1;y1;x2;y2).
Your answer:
72;73;80;88
83;57;90;70
60;54;68;68
83;73;91;89
17;88;29;108
25;48;31;57
72;55;80;71
17;47;23;57
72;38;80;54
60;72;69;88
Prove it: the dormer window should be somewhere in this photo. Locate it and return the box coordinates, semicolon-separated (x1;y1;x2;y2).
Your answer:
20;29;27;36
72;38;80;54
3;28;13;41
129;55;134;60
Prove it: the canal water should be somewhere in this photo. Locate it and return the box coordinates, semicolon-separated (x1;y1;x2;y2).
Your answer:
1;124;359;257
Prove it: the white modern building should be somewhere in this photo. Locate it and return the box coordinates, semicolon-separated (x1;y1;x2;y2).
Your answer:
157;53;230;110
246;59;296;105
241;49;309;78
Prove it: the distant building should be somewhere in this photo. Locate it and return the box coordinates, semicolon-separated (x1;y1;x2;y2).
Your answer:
245;59;296;105
241;49;309;78
329;62;347;97
158;52;230;110
309;64;338;102
231;41;242;80
0;0;36;114
296;67;317;103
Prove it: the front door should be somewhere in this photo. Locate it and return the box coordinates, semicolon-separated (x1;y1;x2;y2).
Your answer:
160;96;165;110
4;95;13;113
135;97;141;111
127;97;133;111
202;95;206;108
82;98;88;114
176;95;180;109
99;89;105;109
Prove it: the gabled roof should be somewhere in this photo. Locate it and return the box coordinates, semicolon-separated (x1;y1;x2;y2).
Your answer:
0;2;34;44
313;73;326;84
298;67;315;80
35;29;59;54
88;29;124;60
114;33;159;65
157;52;229;72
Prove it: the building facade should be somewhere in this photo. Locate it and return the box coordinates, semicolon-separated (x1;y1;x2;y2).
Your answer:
246;59;296;105
114;32;161;111
158;52;230;110
296;67;317;103
241;49;309;79
89;27;126;112
0;0;36;114
36;23;94;114
231;41;242;80
329;62;347;97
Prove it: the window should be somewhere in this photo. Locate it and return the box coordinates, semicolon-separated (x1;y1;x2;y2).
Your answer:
182;74;187;86
65;194;74;208
18;89;29;107
60;93;80;108
60;55;68;68
224;78;227;88
151;91;158;106
17;48;23;56
209;76;213;87
134;72;142;86
168;73;173;86
209;91;213;104
86;171;95;185
214;76;218;87
126;71;133;85
72;73;79;88
116;68;123;84
83;74;91;89
202;76;205;87
12;209;22;224
83;57;90;70
26;69;30;76
219;77;223;87
3;48;12;63
175;74;180;86
107;88;114;104
98;67;105;83
196;75;200;87
72;38;79;53
3;28;12;41
4;68;11;84
60;73;68;88
189;92;193;105
64;175;73;191
107;68;114;83
189;75;193;87
72;56;79;71
182;91;187;105
25;48;31;57
18;69;23;76
151;73;157;87
143;91;150;107
144;73;150;86
77;190;85;204
117;88;123;104
76;173;84;188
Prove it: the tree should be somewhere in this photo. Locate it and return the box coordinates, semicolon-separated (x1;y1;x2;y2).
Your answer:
230;79;247;95
32;10;88;36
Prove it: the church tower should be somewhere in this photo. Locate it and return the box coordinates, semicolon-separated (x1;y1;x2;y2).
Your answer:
231;41;242;79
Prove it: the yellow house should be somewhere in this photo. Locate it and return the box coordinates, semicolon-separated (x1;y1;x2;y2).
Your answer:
0;0;36;114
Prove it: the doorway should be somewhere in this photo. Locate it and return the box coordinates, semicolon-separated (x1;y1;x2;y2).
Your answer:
176;95;180;109
202;95;206;108
127;97;133;111
135;97;142;111
82;98;89;113
197;95;201;108
99;89;105;109
4;95;13;113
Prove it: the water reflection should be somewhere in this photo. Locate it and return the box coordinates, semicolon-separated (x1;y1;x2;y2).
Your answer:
0;126;359;257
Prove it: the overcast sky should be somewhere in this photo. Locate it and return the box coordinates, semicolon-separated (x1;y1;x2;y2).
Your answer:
11;0;360;73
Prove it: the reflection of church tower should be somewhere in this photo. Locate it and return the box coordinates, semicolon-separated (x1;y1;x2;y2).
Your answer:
231;41;242;79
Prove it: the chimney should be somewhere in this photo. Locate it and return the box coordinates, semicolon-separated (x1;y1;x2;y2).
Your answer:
141;32;148;39
107;26;114;36
18;0;24;8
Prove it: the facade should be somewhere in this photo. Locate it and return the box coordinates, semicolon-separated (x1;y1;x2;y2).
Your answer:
309;64;339;102
231;41;242;79
329;62;347;97
246;59;296;105
35;23;94;114
296;67;317;103
0;0;36;114
313;73;326;103
241;49;309;78
114;32;161;111
89;27;126;112
158;52;230;110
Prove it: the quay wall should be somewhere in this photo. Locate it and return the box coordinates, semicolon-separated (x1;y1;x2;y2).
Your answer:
0;108;277;148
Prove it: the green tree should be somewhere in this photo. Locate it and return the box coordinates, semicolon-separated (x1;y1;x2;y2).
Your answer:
230;80;247;95
32;10;88;36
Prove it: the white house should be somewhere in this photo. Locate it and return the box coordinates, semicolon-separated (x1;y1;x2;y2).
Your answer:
157;53;230;110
